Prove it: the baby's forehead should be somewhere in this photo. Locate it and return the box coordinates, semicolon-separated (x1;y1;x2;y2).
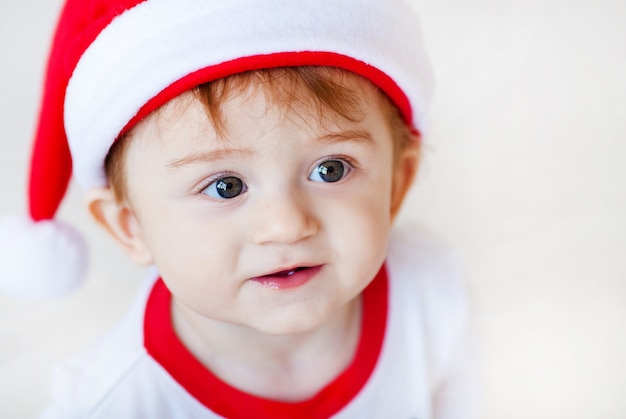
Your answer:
142;67;387;137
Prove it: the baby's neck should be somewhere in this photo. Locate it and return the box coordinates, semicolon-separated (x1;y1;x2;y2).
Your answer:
172;297;362;401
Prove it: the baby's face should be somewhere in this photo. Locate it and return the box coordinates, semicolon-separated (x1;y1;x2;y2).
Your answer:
122;78;402;335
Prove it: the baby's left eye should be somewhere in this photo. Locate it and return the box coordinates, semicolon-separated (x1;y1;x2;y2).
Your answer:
308;159;349;183
201;175;247;199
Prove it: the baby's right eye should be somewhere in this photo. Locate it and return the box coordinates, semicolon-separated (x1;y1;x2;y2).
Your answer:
201;176;247;199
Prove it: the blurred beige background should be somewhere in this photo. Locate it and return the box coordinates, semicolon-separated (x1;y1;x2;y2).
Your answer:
1;0;625;417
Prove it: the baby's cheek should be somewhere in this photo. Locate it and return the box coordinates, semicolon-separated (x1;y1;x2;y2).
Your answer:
335;204;390;268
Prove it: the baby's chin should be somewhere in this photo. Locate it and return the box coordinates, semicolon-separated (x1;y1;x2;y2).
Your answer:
241;299;352;337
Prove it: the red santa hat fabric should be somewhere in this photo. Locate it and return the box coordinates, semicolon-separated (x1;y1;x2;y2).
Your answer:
0;0;433;298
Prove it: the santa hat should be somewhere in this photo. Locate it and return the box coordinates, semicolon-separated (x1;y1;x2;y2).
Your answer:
0;0;433;299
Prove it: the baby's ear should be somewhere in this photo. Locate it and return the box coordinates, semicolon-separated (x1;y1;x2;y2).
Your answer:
85;188;154;266
390;133;421;220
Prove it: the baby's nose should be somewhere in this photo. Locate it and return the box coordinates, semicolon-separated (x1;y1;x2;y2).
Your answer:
250;190;319;245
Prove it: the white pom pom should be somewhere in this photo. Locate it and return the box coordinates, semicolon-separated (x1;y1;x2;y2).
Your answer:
0;215;88;299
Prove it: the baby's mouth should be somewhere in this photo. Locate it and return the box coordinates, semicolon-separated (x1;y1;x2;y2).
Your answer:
266;267;308;278
252;265;322;290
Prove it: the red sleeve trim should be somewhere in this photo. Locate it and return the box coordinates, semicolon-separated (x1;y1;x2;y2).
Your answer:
144;265;389;419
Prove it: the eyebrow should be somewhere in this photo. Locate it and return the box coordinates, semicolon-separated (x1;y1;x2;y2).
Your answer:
167;148;252;169
316;129;374;145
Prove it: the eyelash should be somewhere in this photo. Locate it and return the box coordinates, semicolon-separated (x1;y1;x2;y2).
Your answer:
196;171;243;193
319;154;359;169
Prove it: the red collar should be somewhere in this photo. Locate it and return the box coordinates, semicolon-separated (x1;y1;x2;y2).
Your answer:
144;265;388;419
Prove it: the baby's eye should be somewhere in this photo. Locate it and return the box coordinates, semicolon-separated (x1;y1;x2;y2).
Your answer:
308;159;348;183
201;176;247;199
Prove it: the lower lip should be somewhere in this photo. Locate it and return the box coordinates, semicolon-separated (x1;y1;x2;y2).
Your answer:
251;266;323;290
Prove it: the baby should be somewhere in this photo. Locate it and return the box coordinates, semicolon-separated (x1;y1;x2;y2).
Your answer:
1;0;477;417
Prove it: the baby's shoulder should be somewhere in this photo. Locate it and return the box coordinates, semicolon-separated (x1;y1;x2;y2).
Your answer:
386;223;472;385
39;276;156;418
